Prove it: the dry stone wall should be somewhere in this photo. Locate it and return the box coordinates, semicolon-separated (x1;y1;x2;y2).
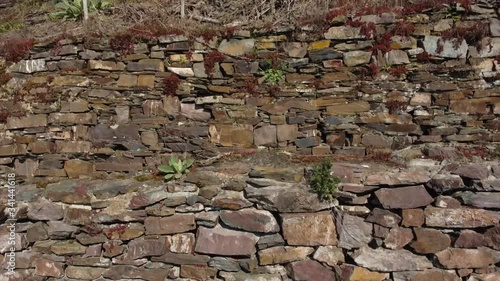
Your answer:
1;160;500;280
0;4;499;179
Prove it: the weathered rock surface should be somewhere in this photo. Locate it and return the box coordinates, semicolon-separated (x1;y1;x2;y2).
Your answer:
436;248;495;269
335;212;372;249
258;246;314;265
424;207;500;228
353;247;433;272
281;212;337;246
220;208;280;233
375;185;433;209
195;225;258;256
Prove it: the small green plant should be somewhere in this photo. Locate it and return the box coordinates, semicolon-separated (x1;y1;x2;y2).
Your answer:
260;68;284;85
158;153;194;181
443;3;461;21
50;0;112;21
309;159;341;201
0;22;25;34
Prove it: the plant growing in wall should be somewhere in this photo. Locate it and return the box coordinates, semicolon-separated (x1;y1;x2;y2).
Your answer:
50;0;112;21
260;68;284;85
163;74;181;96
309;158;341;201
158;153;194;181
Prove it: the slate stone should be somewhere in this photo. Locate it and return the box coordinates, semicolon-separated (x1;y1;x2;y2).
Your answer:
335;212;372;249
424;207;500;228
436;248;495;269
483;225;500;250
455;192;500;209
287;260;337;281
219;272;281;281
151;252;210;265
218;39;255;56
402;208;425;227
410;228;451;254
50;240;87;255
195;225;258;256
423;36;467;58
343;51;372;66
453;164;489;180
254;125;277;147
257;233;286;250
144;215;196;235
26;222;49;243
128;186;170;209
180;264;217;280
102;265;170;281
455;230;485;248
353;247;433;271
208;257;241;272
211;190;253;210
27;201;64;221
65;266;106;280
47;221;79;239
245;185;337;212
34;259;64;277
349;266;389;281
402;269;461;281
365;170;430;186
384;227;414;249
427;174;465;193
434;195;462;208
10;59;47;73
258;246;314;265
220;209;279;233
281;211;337;246
375;185;433;209
313;246;345;267
365;208;402;228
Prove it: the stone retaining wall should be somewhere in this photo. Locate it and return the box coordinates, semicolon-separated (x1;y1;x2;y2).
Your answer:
0;3;499;179
1;160;499;280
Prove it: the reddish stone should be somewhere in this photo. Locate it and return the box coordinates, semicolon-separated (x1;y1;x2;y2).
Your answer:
287;260;336;281
34;259;64;277
455;230;485;248
144;215;195;235
434;196;462;208
402;209;424;227
27;201;64;221
365;208;401;228
436;248;495;269
384;227;414;249
121;238;168;260
220;209;279;233
483;225;500;250
410;228;451;254
453;164;489;180
195;226;258;256
375;185;433;209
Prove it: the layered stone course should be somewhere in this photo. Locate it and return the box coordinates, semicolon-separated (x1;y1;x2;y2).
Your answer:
0;161;499;280
0;6;499;178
